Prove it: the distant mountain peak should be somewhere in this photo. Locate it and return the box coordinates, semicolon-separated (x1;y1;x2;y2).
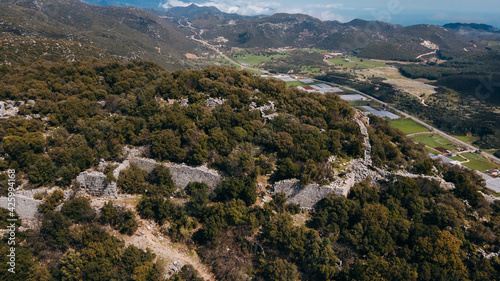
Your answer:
443;22;500;33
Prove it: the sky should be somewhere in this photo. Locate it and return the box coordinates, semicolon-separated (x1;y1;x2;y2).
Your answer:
160;0;500;27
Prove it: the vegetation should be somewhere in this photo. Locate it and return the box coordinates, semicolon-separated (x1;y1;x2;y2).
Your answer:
0;46;498;279
230;50;288;67
461;152;498;171
389;118;429;135
327;57;387;69
369;116;430;171
411;134;457;150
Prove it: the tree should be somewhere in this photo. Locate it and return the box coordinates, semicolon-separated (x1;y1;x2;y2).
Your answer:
415;230;467;279
215;177;257;206
38;189;65;214
40;211;72;250
186;182;209;217
59;249;84;281
151;130;185;162
117;165;146;194
27;155;56;185
275;158;299;180
137;195;173;225
147;164;176;196
61;197;96;223
260;258;300;281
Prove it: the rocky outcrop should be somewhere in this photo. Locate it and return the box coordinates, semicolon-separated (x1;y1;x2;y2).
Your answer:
76;171;117;197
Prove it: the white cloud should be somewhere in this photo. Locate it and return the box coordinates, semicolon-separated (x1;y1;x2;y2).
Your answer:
160;0;351;22
161;0;191;8
161;0;279;15
281;3;348;21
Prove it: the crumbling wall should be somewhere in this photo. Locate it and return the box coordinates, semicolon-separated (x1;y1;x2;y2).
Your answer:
0;196;40;220
273;180;337;209
76;171;117;197
130;158;222;190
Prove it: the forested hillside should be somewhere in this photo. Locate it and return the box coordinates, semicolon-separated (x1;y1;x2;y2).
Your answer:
0;57;498;280
0;0;197;69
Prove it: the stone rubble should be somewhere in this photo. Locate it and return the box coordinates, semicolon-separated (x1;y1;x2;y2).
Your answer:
205;97;226;108
250;101;279;120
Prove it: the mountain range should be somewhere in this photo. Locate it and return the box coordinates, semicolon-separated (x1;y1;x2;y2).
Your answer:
0;0;496;66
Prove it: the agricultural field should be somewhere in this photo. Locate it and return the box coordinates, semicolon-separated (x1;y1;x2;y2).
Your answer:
286;80;319;87
389;118;429;135
461;152;498;171
449;155;466;161
328;57;387;69
231;52;288;66
300;65;322;74
307;48;331;53
411;134;457;149
452;135;479;144
427;149;438;155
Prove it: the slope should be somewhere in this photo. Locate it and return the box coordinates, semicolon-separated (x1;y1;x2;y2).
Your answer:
0;0;197;69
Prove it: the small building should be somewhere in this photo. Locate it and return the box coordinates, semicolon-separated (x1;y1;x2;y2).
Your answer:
486;170;500;176
435;147;448;154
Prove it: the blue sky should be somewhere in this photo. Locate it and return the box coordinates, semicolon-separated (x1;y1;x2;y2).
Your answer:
160;0;500;27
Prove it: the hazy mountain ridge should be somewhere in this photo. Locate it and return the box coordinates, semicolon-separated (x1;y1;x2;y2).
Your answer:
185;12;477;61
444;23;500;33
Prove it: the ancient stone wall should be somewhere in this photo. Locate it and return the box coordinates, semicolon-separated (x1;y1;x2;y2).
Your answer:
130;158;222;190
273;180;337;209
0;196;40;220
76;171;117;197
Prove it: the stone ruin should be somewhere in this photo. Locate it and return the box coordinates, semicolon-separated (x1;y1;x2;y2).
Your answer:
270;113;456;209
250;101;279;120
129;157;223;191
0;195;40;221
75;155;223;197
76;171;117;197
272;180;342;209
205;97;226;108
